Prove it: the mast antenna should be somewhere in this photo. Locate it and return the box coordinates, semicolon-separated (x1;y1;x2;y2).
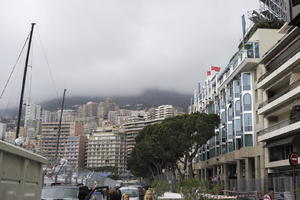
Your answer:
16;23;35;139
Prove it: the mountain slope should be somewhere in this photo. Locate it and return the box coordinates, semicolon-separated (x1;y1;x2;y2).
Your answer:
42;88;191;111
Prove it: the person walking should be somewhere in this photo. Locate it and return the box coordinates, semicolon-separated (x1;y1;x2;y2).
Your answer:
108;188;122;200
144;190;153;200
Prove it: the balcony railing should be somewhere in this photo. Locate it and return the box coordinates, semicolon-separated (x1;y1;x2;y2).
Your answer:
218;42;259;84
258;35;300;83
257;115;300;137
258;78;300;109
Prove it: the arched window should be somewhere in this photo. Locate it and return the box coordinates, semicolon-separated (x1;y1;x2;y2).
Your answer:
243;94;252;111
235;100;241;116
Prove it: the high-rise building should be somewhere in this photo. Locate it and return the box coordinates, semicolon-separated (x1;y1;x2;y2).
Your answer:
40;122;84;161
25;100;42;124
97;98;119;119
41;110;57;123
57;109;78;122
145;107;156;120
191;28;283;192
24;100;42;139
86;127;126;175
124;118;163;157
154;105;177;119
64;134;87;169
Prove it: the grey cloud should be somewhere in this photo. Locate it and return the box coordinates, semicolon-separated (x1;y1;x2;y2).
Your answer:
0;0;257;108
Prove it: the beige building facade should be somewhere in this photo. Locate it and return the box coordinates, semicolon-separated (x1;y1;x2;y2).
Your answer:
86;127;126;175
257;26;300;193
40;121;84;161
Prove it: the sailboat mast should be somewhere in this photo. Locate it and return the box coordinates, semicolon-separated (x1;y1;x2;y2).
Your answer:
16;23;35;139
55;89;67;158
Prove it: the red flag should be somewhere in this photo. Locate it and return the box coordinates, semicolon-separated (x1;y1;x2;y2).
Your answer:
211;66;221;72
207;71;211;76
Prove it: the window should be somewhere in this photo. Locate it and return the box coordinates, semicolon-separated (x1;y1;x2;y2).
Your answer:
243;94;252;111
245;134;253;147
228;142;234;152
221;127;226;141
244;113;252;132
235;100;241;116
228;84;233;100
254;42;259;58
227;124;233;140
245;43;254;58
221;111;226;124
235;119;241;136
236;138;242;150
221;100;225;109
242;73;251;90
228;106;233;121
222;144;227;154
269;144;293;162
234;80;240;98
215;103;219;113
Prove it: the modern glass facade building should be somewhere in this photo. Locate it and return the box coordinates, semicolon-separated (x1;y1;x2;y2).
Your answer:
190;28;284;191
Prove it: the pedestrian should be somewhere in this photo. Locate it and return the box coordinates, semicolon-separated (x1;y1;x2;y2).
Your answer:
108;188;121;200
78;186;90;200
269;188;275;200
144;190;153;200
122;193;129;200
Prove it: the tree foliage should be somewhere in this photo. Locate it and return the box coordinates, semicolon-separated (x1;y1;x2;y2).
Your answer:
127;112;219;179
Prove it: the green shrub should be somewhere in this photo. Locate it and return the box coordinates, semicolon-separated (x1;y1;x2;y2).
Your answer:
151;179;171;198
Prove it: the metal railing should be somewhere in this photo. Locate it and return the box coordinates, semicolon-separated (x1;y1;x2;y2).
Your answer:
258;78;300;109
258;35;300;83
258;115;300;136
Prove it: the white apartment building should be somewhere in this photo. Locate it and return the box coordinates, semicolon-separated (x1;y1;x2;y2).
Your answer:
24;100;42;139
86;127;126;175
25;100;42;124
191;28;284;192
154;105;177;120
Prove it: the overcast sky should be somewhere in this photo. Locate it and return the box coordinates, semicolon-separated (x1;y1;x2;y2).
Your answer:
0;0;258;108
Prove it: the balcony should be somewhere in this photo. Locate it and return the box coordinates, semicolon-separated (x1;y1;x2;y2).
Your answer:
258;34;300;86
218;42;260;89
257;116;300;142
258;79;300;114
257;51;300;89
